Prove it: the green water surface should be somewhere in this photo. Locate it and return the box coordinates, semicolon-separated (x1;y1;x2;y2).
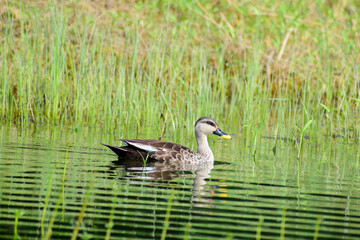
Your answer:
0;124;359;239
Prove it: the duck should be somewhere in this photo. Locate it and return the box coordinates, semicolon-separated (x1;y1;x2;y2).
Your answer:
102;117;231;163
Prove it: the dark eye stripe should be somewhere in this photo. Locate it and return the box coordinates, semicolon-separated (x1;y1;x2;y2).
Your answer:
206;121;215;127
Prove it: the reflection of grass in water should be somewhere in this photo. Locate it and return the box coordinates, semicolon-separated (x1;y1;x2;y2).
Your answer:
1;125;356;239
105;184;119;240
44;194;63;240
71;183;93;240
62;142;70;222
62;142;70;182
280;207;287;240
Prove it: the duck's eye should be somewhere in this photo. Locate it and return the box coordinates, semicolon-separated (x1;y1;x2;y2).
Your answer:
206;121;215;127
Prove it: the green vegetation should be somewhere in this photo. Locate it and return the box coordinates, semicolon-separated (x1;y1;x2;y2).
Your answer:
1;2;360;238
280;207;287;240
314;217;323;240
256;216;264;240
161;189;175;240
1;0;359;145
13;209;24;240
40;170;54;238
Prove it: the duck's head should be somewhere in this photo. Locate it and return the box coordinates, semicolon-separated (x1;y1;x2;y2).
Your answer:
195;117;231;139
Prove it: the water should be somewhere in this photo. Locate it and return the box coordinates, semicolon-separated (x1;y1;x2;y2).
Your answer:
1;124;360;239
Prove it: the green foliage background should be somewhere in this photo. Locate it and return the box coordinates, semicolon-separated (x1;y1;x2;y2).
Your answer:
1;0;359;140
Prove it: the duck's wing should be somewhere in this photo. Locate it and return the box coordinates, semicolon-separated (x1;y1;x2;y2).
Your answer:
120;139;196;162
120;139;164;152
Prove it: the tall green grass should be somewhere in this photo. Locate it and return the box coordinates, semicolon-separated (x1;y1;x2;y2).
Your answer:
1;0;359;146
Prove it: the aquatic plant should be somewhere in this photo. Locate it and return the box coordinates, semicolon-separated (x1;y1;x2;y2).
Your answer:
0;1;358;145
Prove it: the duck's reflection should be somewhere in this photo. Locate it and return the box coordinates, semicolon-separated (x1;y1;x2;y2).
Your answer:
109;158;215;205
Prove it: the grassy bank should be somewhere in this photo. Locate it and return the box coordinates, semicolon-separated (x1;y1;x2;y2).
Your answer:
1;0;360;142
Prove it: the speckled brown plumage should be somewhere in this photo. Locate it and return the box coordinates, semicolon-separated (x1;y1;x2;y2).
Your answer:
103;140;200;163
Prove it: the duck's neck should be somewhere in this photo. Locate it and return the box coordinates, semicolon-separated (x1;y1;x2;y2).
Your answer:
196;133;214;160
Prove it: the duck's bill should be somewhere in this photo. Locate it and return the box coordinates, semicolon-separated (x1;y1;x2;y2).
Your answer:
213;128;232;139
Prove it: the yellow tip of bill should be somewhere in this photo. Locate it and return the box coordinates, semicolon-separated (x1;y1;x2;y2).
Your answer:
221;135;232;139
